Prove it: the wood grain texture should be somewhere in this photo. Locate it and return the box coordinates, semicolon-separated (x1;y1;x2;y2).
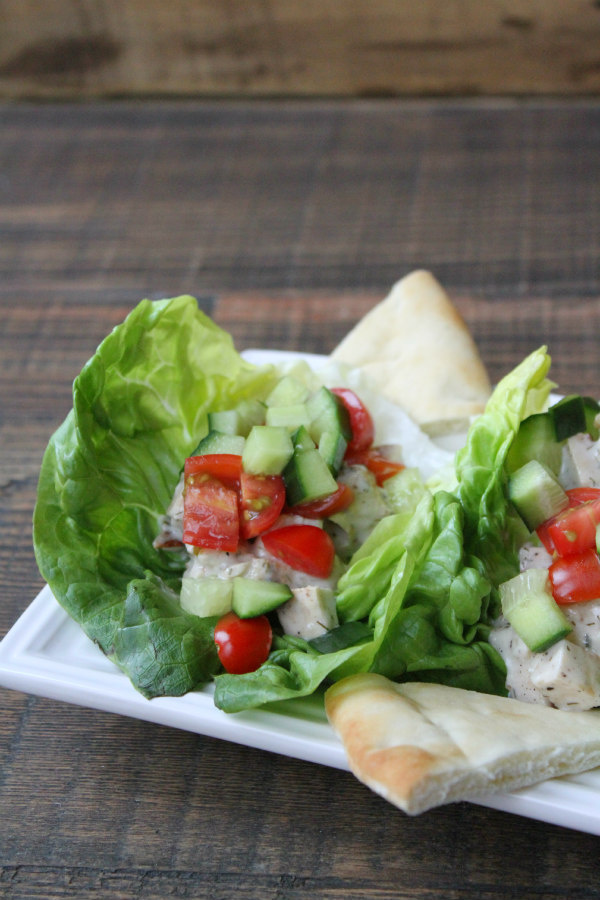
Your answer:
2;1;600;98
2;100;600;900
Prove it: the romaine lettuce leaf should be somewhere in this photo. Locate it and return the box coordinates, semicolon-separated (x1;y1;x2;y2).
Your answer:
33;296;278;697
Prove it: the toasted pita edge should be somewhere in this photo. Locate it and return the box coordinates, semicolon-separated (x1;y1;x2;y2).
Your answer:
325;673;600;815
330;270;491;427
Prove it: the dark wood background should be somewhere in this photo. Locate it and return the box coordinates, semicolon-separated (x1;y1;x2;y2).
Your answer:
2;100;600;899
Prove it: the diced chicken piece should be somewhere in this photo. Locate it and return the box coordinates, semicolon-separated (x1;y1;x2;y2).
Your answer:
529;639;600;710
518;542;554;571
277;586;338;640
489;620;551;707
559;433;600;490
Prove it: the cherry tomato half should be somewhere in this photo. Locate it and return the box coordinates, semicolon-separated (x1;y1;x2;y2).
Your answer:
549;548;600;605
182;476;239;551
261;524;335;578
290;482;354;519
345;448;405;486
214;611;272;674
331;388;375;453
537;488;600;555
184;453;243;490
239;472;286;540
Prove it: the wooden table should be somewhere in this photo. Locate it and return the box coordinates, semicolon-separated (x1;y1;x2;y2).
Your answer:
2;99;600;900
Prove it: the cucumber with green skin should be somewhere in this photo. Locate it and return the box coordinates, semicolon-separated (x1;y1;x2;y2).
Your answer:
242;425;293;475
265;375;310;408
508;460;568;532
208;399;265;437
306;387;352;475
283;447;338;506
500;569;572;652
506;394;600;476
505;413;562;475
192;430;246;457
232;577;292;618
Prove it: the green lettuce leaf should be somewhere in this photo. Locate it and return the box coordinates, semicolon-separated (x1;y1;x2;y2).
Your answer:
214;489;505;712
33;296;277;697
454;345;553;593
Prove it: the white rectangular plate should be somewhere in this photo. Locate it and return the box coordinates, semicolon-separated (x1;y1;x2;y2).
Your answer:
3;349;600;834
3;585;600;834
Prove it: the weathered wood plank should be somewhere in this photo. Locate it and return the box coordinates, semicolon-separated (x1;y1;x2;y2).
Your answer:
1;0;600;98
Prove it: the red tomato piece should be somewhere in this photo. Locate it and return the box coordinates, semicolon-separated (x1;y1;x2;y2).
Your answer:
184;453;243;490
549;549;600;605
290;482;354;518
537;488;600;556
563;487;600;505
547;500;600;557
345;448;405;486
182;476;239;551
331;388;375;453
261;524;335;578
239;472;286;540
214;612;272;674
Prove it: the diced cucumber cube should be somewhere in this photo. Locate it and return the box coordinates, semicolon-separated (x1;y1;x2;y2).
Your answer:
292;425;316;451
242;425;294;475
505;412;562;475
208;409;240;435
508;460;568;531
266;376;310;407
265;403;311;430
236;399;267;435
232;577;292;618
318;429;347;474
500;568;572;652
283;447;338;506
306;387;352;445
208;400;265;437
192;430;246;456
550;394;588;442
180;576;233;617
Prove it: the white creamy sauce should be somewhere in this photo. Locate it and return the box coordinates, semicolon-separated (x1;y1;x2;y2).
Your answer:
185;548;272;583
518;543;554;572
490;609;600;711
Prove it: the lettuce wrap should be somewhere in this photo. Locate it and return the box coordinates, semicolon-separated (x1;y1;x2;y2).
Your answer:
33;297;279;696
33;295;552;711
213;347;553;711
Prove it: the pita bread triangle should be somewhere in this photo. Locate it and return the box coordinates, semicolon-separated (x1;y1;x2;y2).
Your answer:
331;270;491;433
325;673;600;815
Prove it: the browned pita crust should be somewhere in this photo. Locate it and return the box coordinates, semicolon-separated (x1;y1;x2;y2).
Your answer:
325;673;600;815
330;270;491;433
